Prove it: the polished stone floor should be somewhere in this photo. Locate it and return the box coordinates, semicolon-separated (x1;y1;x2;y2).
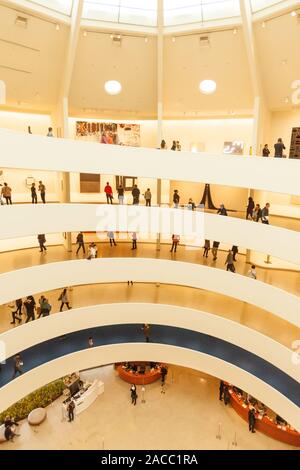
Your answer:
0;365;296;450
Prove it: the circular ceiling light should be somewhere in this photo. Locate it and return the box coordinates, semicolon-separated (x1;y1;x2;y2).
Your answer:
104;80;122;95
199;79;217;95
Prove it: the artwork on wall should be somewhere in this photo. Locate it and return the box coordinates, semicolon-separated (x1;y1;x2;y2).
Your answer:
75;121;140;147
223;141;244;155
289;127;300;159
76;121;141;193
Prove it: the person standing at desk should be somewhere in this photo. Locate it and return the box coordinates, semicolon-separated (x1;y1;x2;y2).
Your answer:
68;399;75;422
248;407;256;433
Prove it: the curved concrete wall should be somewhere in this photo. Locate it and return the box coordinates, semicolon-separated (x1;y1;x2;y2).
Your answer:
0;258;299;328
1;204;300;266
1;128;300;196
1;303;298;381
1;343;299;432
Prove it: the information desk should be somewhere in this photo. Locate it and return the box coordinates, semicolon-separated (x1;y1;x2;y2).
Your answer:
228;387;300;447
117;365;161;385
63;379;104;416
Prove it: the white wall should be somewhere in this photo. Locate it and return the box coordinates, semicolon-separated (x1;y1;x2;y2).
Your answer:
0;111;52;135
0;258;299;328
162;118;253;154
1;343;299;431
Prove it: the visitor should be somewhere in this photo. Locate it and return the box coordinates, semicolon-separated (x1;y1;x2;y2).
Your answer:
87;242;97;259
217;204;227;216
104;182;113;204
187;198;196;210
173;189;180;208
170;234;180;253
131;232;137;250
262;144;270;157
31;183;37;204
39;298;51;317
127;281;133;286
117;185;124;204
12;354;23;379
59;288;71;311
24;295;36;323
37;295;46;318
176;140;181;151
47;127;53;137
261;203;270;224
160;139;167;150
37;234;47;252
231;245;238;261
246;197;255;220
76;231;85;255
161;366;168;385
1;183;12;205
88;336;94;347
223;386;230;405
107;231;117;247
225;250;235;272
10;298;22;325
247;265;257;279
274;138;285;158
248;407;256;433
38;181;46;203
132;184;140;205
28;126;32;134
131;385;138;405
203;239;210;258
219;380;225;401
171;140;176;151
253;203;262;222
144;188;152;207
68;399;75;422
211;241;220;261
142;323;151;342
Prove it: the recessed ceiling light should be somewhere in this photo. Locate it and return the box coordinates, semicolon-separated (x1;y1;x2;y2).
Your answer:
145;37;148;43
291;10;296;16
172;37;176;43
284;97;289;103
199;79;217;95
262;21;266;28
233;28;237;35
83;31;87;37
55;24;60;31
104;80;122;95
282;59;287;65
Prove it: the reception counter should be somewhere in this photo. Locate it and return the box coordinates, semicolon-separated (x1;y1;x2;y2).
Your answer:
228;387;300;447
117;365;161;385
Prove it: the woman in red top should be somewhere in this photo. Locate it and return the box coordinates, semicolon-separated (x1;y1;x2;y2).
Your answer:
104;182;113;204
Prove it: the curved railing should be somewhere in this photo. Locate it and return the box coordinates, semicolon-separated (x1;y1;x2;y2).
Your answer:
0;329;299;431
1;204;300;266
1;128;300;196
1;303;298;381
0;258;299;328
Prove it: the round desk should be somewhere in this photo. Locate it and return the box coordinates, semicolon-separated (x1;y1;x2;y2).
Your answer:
228;387;300;447
117;365;161;385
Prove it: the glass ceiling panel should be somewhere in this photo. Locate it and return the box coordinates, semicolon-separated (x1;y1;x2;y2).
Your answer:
27;0;73;15
82;0;157;26
164;0;240;26
250;0;286;12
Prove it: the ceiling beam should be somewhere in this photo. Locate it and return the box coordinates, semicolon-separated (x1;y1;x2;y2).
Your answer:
60;0;83;99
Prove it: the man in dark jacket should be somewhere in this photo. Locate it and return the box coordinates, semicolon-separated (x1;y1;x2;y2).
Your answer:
76;232;85;255
37;234;47;252
248;407;256;433
132;185;140;205
173;190;180;208
11;298;22;324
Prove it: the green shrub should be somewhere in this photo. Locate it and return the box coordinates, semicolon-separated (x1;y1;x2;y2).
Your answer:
0;379;66;424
